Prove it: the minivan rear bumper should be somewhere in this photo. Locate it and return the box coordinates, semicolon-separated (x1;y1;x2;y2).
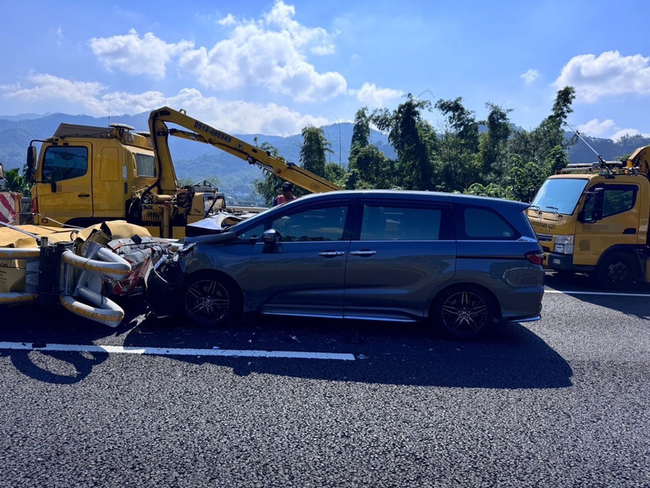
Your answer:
499;286;544;323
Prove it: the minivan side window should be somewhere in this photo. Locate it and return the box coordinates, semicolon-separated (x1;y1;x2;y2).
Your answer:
42;146;88;182
461;207;517;240
360;205;443;240
272;205;349;241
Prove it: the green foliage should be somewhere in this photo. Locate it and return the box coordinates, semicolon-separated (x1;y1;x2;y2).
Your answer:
508;87;576;166
372;94;435;191
300;126;331;176
435;97;479;152
2;167;30;196
350;107;371;154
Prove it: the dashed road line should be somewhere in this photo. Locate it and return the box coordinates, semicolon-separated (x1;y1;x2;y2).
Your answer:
0;342;356;361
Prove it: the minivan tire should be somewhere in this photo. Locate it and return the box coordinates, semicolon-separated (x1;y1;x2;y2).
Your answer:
432;285;498;341
179;272;240;328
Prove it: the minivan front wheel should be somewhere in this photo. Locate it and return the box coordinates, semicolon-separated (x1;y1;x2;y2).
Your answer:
433;286;498;340
179;273;239;328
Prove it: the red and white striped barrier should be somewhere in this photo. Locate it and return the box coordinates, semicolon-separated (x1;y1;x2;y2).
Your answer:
0;192;19;224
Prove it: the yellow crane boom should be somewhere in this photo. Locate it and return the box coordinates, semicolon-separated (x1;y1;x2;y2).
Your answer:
148;107;341;196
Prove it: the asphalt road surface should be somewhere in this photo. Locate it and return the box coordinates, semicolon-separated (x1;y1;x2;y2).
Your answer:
0;272;649;487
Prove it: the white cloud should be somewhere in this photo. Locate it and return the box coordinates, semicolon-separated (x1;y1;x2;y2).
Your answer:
576;118;616;137
351;82;403;108
573;118;650;141
611;128;650;142
217;13;237;27
520;69;539;84
89;29;194;79
2;73;105;105
177;0;346;102
554;51;650;103
0;73;326;135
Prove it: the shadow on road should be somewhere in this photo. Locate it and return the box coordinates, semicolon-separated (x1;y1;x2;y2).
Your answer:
545;271;650;319
0;302;573;389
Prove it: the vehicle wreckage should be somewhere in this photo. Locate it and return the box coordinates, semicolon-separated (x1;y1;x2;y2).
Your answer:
0;220;173;327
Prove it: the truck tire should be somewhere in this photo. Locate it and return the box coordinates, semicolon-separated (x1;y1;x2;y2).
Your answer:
596;251;639;290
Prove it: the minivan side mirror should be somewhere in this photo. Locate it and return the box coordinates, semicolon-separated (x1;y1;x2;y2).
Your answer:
26;146;37;183
262;229;280;245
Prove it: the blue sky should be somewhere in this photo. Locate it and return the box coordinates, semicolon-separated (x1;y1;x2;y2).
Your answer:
1;0;649;140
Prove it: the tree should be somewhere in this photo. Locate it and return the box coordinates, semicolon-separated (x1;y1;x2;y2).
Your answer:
434;97;482;192
2;167;30;195
300;126;331;177
435;97;479;153
349;145;394;188
479;102;512;175
372;94;435;191
508;86;576;165
350;107;371;156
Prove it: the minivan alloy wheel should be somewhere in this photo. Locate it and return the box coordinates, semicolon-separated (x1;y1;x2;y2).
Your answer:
181;275;235;327
441;291;488;332
433;286;497;340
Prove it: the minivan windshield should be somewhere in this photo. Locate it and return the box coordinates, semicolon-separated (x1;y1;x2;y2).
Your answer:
531;178;589;215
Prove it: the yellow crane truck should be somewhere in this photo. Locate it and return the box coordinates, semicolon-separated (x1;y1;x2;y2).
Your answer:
527;145;650;289
25;107;340;238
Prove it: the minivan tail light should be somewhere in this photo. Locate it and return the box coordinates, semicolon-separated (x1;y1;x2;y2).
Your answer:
525;251;544;265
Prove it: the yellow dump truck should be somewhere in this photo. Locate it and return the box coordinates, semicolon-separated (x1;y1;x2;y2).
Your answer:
527;145;650;289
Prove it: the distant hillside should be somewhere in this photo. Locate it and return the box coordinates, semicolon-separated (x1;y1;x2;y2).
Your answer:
566;133;650;162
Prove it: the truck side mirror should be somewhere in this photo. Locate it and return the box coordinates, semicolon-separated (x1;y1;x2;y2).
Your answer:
26;146;37;183
579;187;604;223
592;187;604;221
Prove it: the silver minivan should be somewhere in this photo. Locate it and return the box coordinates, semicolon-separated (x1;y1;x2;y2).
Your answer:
147;191;544;340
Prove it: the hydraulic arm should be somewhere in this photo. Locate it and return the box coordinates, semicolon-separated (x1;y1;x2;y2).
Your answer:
148;107;341;196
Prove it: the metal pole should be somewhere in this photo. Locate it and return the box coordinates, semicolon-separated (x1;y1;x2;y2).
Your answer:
326;113;342;167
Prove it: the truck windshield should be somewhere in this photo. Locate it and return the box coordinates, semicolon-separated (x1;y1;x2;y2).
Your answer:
531;178;589;215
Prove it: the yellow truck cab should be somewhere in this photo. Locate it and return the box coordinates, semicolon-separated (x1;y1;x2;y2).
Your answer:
528;146;650;289
28;123;158;228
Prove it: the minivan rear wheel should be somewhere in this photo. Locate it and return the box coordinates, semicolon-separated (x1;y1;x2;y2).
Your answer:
432;286;498;341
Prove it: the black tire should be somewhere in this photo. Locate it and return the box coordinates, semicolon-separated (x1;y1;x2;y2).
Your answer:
596;251;639;290
179;272;240;328
432;286;499;341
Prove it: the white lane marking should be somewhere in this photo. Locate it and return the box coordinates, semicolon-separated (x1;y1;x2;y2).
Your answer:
545;290;650;298
0;342;356;361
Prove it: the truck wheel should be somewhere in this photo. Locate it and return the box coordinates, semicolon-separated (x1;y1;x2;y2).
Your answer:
596;252;639;290
432;286;499;341
179;273;240;328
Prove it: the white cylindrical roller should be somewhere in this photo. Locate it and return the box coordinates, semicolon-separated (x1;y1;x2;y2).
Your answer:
59;294;125;328
61;249;131;280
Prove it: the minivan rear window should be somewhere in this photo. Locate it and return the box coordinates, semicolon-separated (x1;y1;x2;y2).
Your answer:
461;207;518;240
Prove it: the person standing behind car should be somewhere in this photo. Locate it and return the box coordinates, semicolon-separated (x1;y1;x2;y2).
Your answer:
273;182;297;206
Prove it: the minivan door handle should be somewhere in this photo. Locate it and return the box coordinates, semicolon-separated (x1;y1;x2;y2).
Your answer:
318;251;346;258
349;250;377;257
